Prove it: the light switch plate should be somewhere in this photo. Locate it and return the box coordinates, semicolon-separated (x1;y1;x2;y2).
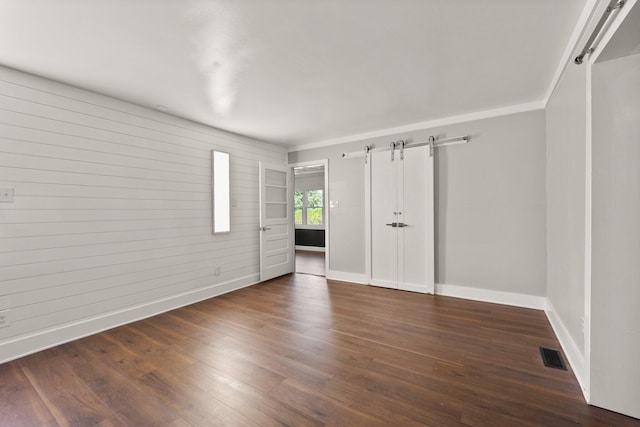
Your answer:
0;188;14;203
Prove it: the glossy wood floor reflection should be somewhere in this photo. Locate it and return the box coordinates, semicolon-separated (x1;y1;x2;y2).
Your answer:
3;275;639;426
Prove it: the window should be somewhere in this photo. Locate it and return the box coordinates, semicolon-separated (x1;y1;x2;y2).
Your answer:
212;150;230;233
295;189;323;226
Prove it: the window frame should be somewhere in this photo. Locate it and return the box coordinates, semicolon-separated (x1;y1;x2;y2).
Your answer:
212;150;231;234
294;189;324;229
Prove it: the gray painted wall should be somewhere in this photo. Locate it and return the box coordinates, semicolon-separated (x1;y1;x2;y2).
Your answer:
290;143;365;273
289;110;547;296
545;61;587;360
591;52;640;419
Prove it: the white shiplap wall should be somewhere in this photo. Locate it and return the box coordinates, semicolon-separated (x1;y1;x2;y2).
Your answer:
0;65;286;363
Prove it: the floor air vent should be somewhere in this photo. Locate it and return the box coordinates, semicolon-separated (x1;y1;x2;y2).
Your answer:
540;347;567;370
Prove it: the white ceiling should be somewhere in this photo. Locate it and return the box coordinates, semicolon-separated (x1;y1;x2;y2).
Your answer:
0;0;586;146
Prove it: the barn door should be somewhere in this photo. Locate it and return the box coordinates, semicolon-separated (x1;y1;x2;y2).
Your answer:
367;144;434;293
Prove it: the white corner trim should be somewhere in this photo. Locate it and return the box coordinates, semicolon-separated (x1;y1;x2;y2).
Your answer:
543;0;600;106
0;274;260;365
287;101;545;153
545;299;590;402
327;270;367;285
583;52;594;407
435;283;547;310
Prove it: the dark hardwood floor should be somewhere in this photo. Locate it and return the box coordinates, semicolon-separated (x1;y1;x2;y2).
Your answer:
295;250;325;276
2;274;639;426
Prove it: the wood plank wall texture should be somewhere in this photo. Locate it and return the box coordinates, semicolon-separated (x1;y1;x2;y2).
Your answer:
0;66;286;363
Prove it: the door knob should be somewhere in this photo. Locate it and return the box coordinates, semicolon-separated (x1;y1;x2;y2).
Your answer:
385;223;398;227
260;226;272;231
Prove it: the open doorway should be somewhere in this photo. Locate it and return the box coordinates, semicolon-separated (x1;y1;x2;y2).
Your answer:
291;161;328;276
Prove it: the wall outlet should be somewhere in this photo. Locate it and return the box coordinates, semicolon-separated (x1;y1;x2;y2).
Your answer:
0;188;14;203
214;267;221;276
0;310;11;328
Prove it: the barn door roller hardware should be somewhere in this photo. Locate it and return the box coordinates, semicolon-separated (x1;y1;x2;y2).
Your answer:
575;0;625;65
342;135;469;163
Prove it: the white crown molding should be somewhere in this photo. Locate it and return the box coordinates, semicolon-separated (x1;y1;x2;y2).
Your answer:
288;100;545;153
543;0;600;107
288;1;604;154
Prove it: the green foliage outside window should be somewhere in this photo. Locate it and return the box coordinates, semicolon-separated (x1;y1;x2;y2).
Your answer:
295;189;323;225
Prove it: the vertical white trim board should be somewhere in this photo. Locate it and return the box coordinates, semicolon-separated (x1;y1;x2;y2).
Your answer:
435;283;547;310
0;274;260;365
583;48;594;403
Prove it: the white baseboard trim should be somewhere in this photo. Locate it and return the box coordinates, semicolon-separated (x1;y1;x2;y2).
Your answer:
0;273;260;365
326;270;367;285
545;299;590;402
435;283;548;310
399;283;432;294
369;279;397;289
370;281;431;294
295;245;326;252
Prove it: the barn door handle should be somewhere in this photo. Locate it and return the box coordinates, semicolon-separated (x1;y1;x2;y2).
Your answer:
260;226;272;231
396;223;409;228
385;223;398;227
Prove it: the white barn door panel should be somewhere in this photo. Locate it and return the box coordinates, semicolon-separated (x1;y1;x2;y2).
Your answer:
400;145;434;293
368;145;434;294
370;149;399;288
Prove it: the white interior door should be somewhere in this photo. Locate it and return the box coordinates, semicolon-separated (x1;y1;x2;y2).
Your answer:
370;149;399;288
400;145;434;293
259;162;294;281
368;144;434;293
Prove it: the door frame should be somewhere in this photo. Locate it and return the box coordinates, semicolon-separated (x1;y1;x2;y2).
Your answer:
289;159;330;277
